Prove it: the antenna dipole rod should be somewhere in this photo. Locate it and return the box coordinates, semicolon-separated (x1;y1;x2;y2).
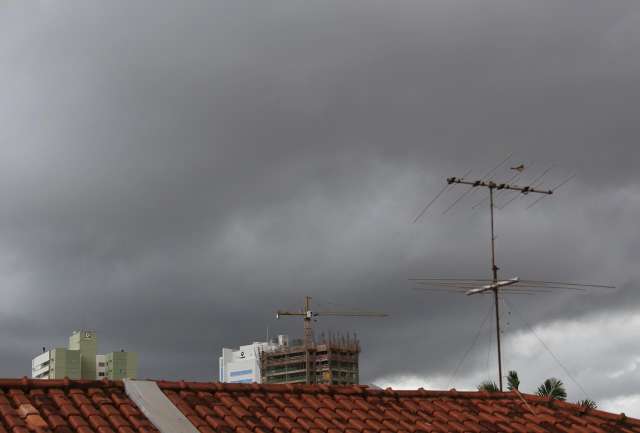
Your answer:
447;177;553;195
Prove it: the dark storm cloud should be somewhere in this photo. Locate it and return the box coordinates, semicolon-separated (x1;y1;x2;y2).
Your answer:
2;0;640;411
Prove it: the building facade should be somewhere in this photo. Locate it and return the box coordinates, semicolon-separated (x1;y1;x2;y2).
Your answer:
259;334;360;385
219;335;289;383
96;354;107;378
32;348;81;379
105;351;139;380
31;330;138;380
220;333;360;385
68;330;98;379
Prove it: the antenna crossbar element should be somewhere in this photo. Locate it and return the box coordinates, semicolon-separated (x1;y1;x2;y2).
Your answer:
465;277;519;296
446;178;553;196
412;278;612;294
311;311;389;317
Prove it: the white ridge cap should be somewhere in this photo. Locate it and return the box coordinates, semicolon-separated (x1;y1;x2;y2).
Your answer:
123;379;199;433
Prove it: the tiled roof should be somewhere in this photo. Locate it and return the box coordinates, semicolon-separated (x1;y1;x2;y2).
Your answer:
158;381;640;433
1;378;639;433
0;378;159;433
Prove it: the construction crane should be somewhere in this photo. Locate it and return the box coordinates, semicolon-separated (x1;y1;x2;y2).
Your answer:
275;296;387;384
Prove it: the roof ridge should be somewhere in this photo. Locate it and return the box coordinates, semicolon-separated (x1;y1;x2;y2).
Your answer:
0;379;576;402
0;379;623;403
149;381;554;401
0;376;123;389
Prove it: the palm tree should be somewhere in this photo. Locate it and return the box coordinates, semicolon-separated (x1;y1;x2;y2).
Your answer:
506;370;520;391
577;399;597;409
477;380;499;392
536;378;567;401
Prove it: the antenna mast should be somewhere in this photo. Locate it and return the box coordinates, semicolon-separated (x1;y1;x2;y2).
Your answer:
413;166;613;392
446;176;552;390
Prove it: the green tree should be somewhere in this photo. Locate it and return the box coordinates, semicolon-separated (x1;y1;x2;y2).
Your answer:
536;378;567;401
577;399;597;409
477;380;499;392
506;370;520;391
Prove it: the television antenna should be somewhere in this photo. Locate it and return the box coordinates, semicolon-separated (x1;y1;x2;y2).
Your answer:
412;159;614;391
275;296;387;384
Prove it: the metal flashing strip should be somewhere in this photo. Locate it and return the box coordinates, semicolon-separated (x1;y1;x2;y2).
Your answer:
123;379;200;433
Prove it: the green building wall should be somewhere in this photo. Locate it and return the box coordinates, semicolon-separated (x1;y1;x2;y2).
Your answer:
105;351;138;379
49;348;81;379
68;330;98;380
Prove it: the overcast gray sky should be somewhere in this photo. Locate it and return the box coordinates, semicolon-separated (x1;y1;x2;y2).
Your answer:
2;0;640;416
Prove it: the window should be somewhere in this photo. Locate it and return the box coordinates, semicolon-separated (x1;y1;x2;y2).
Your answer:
98;362;105;367
98;372;105;377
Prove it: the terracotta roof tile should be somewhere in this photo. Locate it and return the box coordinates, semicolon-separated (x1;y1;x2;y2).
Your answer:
88;414;111;429
169;383;640;433
2;379;640;433
329;417;350;431
313;416;335;430
289;397;309;411
461;420;483;433
364;418;385;431
283;407;304;420
0;380;165;433
297;417;320;430
346;417;368;431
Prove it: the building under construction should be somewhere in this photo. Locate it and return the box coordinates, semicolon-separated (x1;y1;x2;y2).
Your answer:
259;333;360;385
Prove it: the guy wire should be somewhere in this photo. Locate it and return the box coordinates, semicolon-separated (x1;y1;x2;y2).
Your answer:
503;297;592;401
448;301;494;388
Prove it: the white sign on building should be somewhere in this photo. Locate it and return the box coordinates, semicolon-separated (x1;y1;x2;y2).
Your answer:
219;335;288;384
